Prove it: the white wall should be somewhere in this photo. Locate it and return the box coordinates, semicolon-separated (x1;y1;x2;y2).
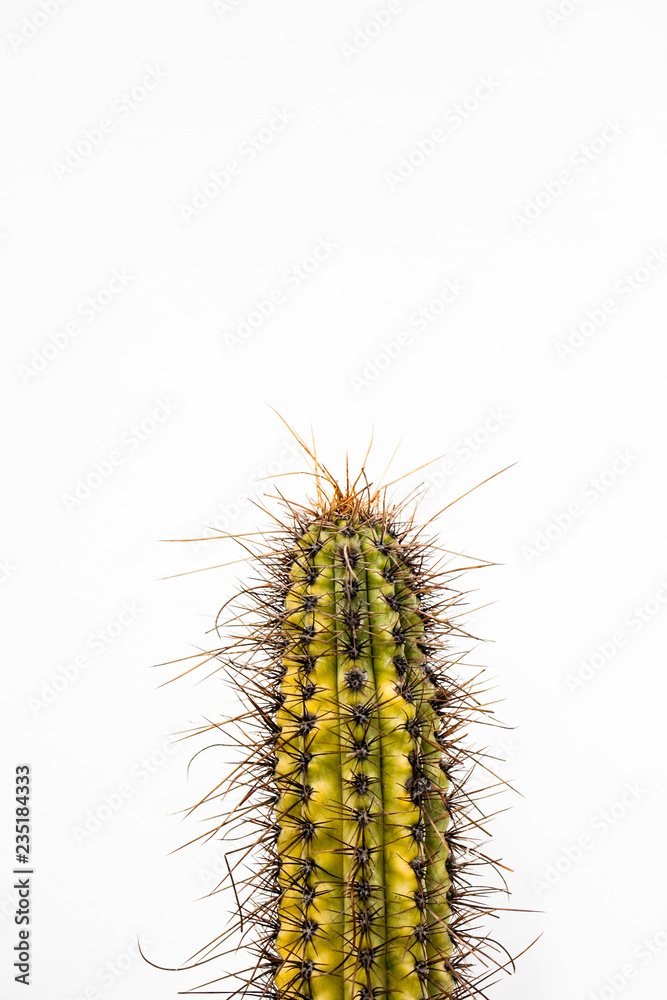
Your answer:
2;2;667;998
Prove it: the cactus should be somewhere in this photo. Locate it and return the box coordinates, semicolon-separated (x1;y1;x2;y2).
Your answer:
173;439;516;1000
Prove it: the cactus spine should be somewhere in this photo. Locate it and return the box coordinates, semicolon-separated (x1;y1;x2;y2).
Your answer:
176;449;514;1000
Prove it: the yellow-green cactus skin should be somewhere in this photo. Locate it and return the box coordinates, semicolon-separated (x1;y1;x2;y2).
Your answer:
274;519;453;1000
181;461;512;1000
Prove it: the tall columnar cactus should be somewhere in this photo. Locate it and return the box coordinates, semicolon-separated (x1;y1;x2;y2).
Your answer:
275;517;455;1000
176;447;515;1000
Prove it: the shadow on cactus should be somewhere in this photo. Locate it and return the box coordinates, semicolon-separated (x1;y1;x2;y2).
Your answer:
158;427;531;999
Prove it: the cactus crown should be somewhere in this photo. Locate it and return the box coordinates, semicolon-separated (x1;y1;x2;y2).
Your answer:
175;440;516;1000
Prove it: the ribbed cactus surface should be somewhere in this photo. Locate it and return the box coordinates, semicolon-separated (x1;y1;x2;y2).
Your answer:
175;458;515;1000
275;518;453;1000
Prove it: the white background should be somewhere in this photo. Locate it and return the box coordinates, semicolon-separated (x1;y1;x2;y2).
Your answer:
2;1;667;998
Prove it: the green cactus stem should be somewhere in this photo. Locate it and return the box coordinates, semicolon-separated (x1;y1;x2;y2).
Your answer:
275;517;453;1000
175;448;515;1000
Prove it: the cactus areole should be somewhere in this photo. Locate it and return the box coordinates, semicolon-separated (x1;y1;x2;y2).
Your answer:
179;454;514;1000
